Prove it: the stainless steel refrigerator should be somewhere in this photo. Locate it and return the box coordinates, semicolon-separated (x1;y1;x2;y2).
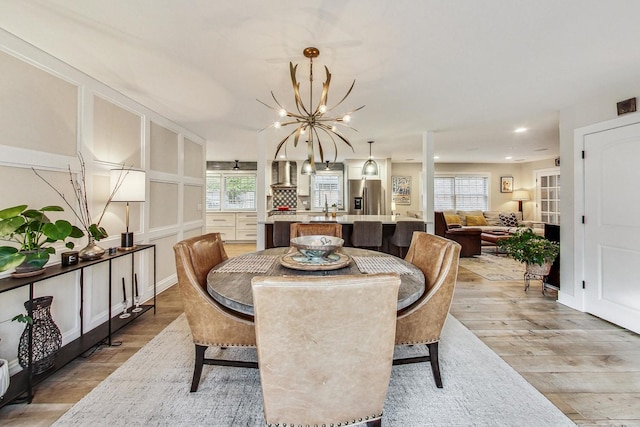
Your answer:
348;179;385;215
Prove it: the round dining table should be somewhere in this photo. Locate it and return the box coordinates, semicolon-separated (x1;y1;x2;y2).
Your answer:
206;247;425;317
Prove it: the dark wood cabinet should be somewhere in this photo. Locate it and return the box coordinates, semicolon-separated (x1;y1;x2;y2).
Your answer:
544;224;560;291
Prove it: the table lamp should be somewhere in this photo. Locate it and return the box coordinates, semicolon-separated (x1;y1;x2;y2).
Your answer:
110;169;146;250
512;189;530;212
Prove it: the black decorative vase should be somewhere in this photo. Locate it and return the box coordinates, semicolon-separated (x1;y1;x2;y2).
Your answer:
18;296;62;375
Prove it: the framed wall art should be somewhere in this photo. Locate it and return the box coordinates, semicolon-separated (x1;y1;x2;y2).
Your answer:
392;176;411;204
500;176;513;193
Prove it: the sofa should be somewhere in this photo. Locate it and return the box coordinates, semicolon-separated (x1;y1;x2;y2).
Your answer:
409;210;544;235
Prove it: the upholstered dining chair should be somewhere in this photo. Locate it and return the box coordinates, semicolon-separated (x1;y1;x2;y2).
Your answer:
290;222;343;238
387;220;424;258
393;232;461;388
173;233;257;392
351;220;383;251
252;273;400;427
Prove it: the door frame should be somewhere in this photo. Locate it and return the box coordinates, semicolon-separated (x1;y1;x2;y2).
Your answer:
569;111;640;311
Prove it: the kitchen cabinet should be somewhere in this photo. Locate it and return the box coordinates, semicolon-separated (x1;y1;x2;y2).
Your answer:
206;212;257;241
236;212;258;241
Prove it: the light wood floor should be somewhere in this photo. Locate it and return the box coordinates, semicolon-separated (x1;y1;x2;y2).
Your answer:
1;243;639;426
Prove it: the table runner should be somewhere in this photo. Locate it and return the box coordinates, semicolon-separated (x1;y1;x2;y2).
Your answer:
213;255;278;273
352;256;414;275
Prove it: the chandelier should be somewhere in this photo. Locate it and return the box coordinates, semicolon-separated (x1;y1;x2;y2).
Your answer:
258;47;364;174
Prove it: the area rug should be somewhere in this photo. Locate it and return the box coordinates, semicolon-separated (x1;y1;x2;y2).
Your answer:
460;252;525;281
53;314;573;427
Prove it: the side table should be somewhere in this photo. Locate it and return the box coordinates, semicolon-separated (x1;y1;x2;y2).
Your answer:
0;244;156;408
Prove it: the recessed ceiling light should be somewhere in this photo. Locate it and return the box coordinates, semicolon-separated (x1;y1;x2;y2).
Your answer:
514;127;528;133
533;148;548;152
433;156;440;160
505;156;513;160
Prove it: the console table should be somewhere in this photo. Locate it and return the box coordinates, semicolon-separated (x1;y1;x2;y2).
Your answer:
0;244;156;408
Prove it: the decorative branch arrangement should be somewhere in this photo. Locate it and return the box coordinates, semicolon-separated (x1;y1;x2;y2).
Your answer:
33;153;133;241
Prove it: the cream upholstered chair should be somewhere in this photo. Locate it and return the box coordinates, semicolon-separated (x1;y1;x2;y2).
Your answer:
173;233;257;392
393;232;461;388
387;221;424;258
290;222;343;238
252;273;400;427
351;220;383;251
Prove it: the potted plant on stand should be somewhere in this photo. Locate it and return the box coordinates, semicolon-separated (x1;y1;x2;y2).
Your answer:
0;205;84;276
497;227;560;291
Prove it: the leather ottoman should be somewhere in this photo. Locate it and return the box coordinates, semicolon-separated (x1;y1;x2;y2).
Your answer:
445;227;482;257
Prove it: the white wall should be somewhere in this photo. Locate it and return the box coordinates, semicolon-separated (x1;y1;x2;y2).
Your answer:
558;91;640;305
0;29;205;375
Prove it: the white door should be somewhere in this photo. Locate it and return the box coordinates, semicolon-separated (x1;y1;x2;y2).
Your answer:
583;122;640;334
535;168;560;224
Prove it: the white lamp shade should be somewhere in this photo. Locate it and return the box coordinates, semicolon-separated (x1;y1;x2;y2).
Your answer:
511;190;530;201
110;169;146;202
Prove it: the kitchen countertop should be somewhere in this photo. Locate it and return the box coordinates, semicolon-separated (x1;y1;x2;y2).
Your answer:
261;214;425;225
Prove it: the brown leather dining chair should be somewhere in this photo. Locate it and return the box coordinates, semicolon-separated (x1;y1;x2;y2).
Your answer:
393;232;461;388
290;222;343;238
173;233;257;392
252;273;400;427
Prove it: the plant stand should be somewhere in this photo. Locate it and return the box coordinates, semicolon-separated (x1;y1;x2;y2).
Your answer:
524;262;552;295
524;262;552;294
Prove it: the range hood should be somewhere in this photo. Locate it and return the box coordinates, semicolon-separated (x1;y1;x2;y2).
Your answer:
271;161;297;188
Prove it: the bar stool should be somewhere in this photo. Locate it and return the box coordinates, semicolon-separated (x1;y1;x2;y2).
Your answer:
388;221;424;258
273;221;297;247
290;223;343;238
351;221;383;251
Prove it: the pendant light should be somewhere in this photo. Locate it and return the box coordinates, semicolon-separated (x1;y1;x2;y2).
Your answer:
362;141;378;176
301;159;314;175
324;161;331;171
233;160;240;170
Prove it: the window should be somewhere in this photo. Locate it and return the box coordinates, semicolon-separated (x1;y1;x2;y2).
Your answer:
311;171;343;209
206;172;256;211
206;173;221;210
434;175;489;211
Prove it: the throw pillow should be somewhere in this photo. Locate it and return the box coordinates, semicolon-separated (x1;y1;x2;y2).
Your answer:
499;212;519;227
444;214;462;226
457;210;484;225
466;215;488;226
482;211;503;226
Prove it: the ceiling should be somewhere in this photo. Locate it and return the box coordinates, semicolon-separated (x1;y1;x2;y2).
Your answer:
2;1;640;164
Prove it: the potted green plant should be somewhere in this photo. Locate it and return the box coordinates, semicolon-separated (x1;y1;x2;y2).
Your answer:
497;227;559;275
0;205;84;276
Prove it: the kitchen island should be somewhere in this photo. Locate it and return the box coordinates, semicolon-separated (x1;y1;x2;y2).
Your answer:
261;214;426;253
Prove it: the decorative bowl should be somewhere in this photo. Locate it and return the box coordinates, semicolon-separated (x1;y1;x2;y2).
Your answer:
290;235;344;260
